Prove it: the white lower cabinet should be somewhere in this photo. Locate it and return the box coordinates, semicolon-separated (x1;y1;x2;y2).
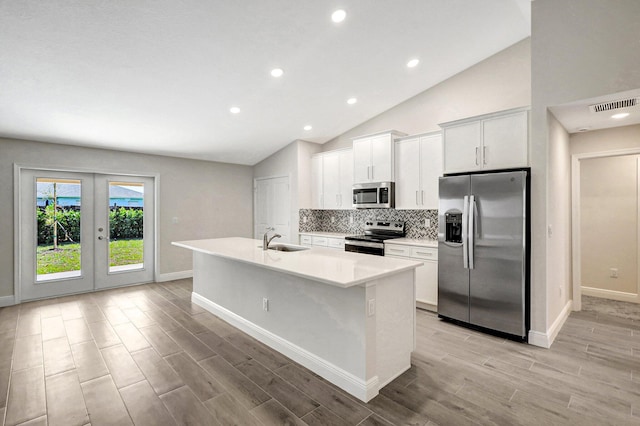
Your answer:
385;243;438;311
300;233;345;250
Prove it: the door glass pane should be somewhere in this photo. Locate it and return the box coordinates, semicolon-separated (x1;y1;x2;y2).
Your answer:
108;181;144;272
36;178;82;281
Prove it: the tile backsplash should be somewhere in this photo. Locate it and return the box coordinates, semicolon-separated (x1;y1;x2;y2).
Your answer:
299;209;438;240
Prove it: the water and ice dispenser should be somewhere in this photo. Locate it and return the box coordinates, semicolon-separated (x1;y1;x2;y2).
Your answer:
445;212;463;243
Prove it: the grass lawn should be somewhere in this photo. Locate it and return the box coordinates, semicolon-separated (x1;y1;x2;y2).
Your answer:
37;239;143;275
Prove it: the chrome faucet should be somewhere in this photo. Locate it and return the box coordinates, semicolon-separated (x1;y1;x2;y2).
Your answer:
262;228;281;250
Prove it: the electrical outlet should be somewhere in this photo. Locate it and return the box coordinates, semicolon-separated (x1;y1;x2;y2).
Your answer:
303;216;307;223
610;268;618;278
349;214;354;224
368;299;376;316
425;218;431;228
262;297;269;311
331;216;335;223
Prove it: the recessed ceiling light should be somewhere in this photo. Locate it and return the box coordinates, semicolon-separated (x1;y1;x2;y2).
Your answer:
331;9;346;23
304;125;312;131
347;97;357;105
611;112;630;119
271;68;284;78
407;59;420;68
229;106;241;114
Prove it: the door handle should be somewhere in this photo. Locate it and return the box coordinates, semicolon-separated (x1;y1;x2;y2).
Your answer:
98;235;107;241
468;195;475;269
462;195;469;269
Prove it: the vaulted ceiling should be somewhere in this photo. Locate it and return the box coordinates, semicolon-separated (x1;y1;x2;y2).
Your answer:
0;1;531;165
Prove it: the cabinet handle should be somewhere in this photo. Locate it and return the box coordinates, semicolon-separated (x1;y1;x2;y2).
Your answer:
367;166;370;179
371;165;374;179
421;190;425;205
415;190;419;205
389;248;403;253
475;147;479;165
483;146;487;165
336;194;340;206
416;251;432;256
320;195;323;207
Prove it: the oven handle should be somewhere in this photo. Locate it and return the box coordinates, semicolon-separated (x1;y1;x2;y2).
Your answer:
344;240;385;249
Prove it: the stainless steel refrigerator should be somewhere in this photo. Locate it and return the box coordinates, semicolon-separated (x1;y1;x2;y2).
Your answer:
438;170;529;340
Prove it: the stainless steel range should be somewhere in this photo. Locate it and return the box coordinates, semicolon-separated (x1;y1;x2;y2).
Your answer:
344;220;405;256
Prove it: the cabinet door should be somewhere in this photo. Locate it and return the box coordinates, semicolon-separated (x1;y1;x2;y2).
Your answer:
311;156;323;209
322;152;340;209
416;260;438;307
352;138;371;183
482;111;528;170
419;134;442;209
394;138;420;209
443;121;481;174
370;134;393;182
338;149;353;209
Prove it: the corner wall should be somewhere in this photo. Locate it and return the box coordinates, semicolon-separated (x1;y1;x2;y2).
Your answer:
0;138;254;299
531;0;640;344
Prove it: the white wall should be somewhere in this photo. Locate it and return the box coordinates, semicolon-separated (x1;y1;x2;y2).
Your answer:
0;137;254;298
253;140;322;243
532;0;640;343
546;112;572;322
580;155;638;294
322;38;531;151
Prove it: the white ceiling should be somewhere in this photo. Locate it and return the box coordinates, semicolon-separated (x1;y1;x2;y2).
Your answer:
549;88;640;134
0;1;530;165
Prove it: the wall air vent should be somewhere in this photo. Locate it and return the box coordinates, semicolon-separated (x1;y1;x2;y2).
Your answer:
589;98;639;113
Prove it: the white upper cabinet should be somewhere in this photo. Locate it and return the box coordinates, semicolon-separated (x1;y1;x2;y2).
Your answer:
440;107;529;174
311;148;353;210
395;132;442;210
353;131;406;183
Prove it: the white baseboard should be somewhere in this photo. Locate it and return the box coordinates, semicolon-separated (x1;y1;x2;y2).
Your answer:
156;270;193;282
0;295;15;307
192;292;379;402
581;286;639;303
528;299;573;348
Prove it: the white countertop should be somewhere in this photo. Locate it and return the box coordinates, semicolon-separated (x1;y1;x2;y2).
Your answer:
299;231;355;238
172;237;422;288
385;238;438;248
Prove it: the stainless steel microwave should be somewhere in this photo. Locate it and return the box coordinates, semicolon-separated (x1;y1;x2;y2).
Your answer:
352;182;395;209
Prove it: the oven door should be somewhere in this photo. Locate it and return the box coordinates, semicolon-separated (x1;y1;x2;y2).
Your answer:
345;241;384;256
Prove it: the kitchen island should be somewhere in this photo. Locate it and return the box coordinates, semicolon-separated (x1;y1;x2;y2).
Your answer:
172;237;422;402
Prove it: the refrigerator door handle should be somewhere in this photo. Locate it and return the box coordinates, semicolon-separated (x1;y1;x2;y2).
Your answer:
462;195;469;269
468;195;475;269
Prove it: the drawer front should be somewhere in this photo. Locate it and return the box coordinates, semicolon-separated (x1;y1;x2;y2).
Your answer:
384;245;411;257
410;247;438;261
300;235;312;246
328;238;345;249
312;236;329;246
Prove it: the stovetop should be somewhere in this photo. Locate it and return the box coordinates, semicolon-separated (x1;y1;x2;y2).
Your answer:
345;220;405;243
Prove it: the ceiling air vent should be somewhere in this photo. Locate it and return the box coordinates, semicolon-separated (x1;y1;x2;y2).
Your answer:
589;97;639;113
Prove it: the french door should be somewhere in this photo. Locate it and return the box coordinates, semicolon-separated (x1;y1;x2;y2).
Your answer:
19;169;155;301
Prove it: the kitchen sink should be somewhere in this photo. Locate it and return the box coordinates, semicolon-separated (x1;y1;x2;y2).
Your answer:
258;243;310;252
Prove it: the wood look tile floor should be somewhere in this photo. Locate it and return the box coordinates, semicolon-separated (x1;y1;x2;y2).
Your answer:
1;280;639;425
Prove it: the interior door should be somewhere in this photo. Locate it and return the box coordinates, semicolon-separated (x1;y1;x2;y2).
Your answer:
94;174;155;289
254;176;290;243
19;169;155;301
